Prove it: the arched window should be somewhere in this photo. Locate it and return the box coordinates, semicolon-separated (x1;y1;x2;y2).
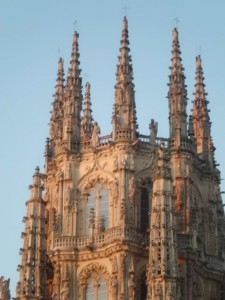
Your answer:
86;278;95;300
140;180;152;233
86;184;109;234
85;277;107;300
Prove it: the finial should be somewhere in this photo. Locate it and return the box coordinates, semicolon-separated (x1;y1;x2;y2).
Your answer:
172;27;178;42
123;15;128;29
35;166;40;173
196;54;201;68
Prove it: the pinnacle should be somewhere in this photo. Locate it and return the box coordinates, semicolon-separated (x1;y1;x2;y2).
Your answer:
123;16;128;30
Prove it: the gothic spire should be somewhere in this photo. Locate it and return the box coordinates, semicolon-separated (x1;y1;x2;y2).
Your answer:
112;16;137;142
81;82;93;137
168;28;188;148
63;31;83;151
50;57;65;141
192;55;214;162
16;167;47;299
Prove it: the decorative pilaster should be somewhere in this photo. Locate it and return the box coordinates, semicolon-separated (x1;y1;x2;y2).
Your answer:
147;144;178;299
16;167;47;300
112;16;137;142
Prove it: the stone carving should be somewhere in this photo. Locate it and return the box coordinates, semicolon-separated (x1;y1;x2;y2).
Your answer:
78;263;110;286
64;186;73;207
66;163;72;180
111;274;118;299
113;155;118;171
128;274;135;299
128;176;135;205
91;122;100;147
60;281;70;300
149;119;158;145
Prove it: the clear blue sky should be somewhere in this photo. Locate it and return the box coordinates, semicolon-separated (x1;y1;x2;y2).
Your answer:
1;0;225;296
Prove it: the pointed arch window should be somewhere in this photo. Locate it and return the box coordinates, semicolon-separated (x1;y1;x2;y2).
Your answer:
86;184;109;234
85;277;107;300
140;180;152;233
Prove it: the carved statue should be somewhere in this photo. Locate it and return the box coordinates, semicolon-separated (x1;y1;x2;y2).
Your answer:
60;281;70;300
111;274;118;299
149;119;158;145
128;274;135;299
91;122;100;147
64;186;73;207
113;155;118;171
112;256;118;273
128;176;135;204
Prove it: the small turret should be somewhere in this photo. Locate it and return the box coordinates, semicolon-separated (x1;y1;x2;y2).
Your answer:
0;277;10;300
63;31;83;151
16;167;47;299
168;28;188;148
112;16;137;142
192;55;214;164
81;82;94;137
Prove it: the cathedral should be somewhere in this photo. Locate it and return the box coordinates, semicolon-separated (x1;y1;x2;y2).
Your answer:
3;16;225;299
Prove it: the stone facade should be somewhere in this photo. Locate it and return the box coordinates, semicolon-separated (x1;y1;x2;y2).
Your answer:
15;17;225;300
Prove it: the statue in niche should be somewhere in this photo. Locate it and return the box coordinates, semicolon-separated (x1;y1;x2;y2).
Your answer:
129;154;134;170
128;274;135;299
91;122;100;147
54;187;59;208
149;119;158;145
111;274;118;298
64;186;73;207
120;154;128;169
113;181;119;202
113;155;118;171
128;176;135;205
66;164;72;180
112;255;118;274
60;281;70;300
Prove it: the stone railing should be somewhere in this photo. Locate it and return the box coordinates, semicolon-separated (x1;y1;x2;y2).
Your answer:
138;134;169;148
177;233;193;249
99;134;112;147
53;226;148;250
205;255;225;271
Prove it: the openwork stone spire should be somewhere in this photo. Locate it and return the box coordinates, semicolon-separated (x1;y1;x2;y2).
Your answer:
192;55;214;162
168;28;188;148
81;82;94;137
63;31;83;151
16;167;47;299
50;57;65;141
112;16;137;142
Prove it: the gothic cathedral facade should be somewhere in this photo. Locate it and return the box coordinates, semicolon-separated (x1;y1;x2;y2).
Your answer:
13;17;225;300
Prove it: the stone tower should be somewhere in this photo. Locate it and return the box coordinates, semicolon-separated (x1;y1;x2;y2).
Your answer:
14;17;225;300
